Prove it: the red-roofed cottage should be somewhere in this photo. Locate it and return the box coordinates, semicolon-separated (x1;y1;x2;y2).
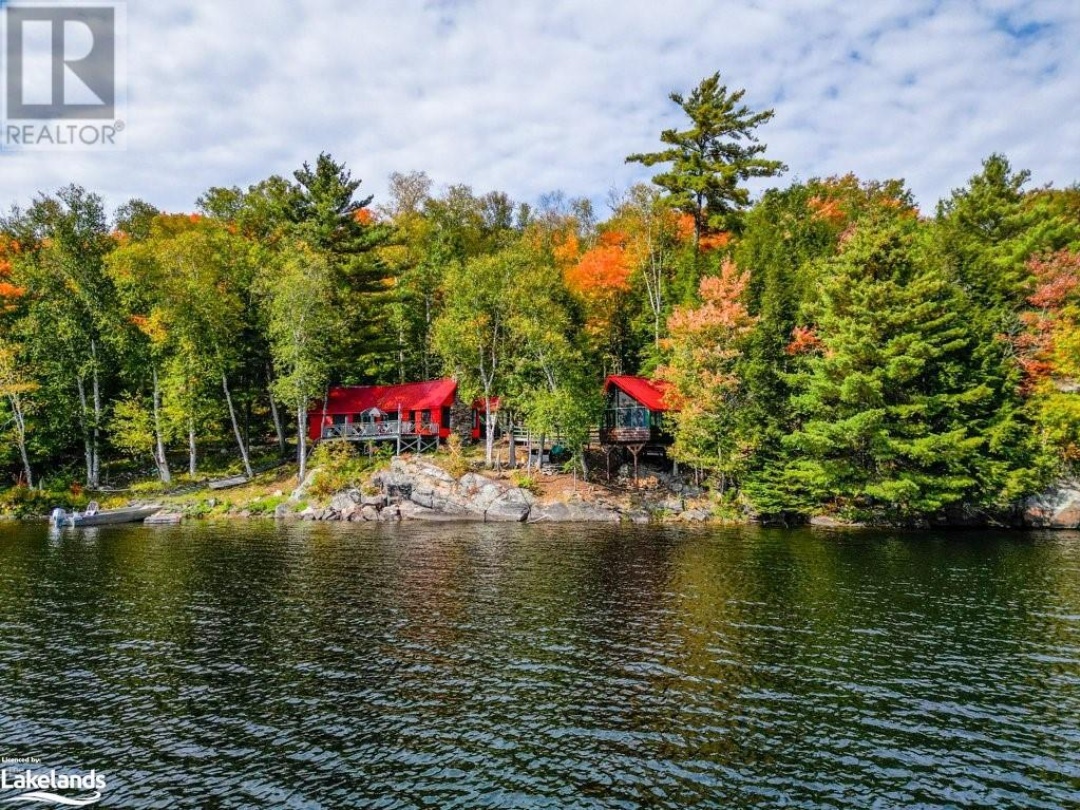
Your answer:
600;375;675;447
308;379;457;451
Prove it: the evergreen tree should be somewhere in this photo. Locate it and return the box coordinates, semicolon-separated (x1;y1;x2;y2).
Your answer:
627;72;786;243
781;222;1002;519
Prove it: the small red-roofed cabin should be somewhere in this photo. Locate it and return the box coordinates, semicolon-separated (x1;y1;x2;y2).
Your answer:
470;397;501;442
308;379;457;453
600;375;675;447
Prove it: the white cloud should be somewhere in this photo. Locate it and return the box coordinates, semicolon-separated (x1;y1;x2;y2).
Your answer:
0;0;1076;217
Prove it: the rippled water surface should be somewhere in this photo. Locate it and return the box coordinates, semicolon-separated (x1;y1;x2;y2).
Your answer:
1;522;1079;808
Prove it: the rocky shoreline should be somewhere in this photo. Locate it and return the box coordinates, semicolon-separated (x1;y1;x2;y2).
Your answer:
291;458;714;525
286;459;1080;530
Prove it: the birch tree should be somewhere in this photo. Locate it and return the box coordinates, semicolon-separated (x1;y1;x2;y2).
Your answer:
264;242;334;482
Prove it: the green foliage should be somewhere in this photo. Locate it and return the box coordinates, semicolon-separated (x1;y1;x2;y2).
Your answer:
306;441;382;501
778;222;1017;517
442;433;470;478
627;72;786;236
247;494;286;515
109;395;159;463
0;485;89;518
509;470;541;495
0;90;1076;525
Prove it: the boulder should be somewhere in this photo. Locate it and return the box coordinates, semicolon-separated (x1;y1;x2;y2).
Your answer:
484;488;533;522
680;509;710;522
1023;482;1080;528
330;489;361;512
291;467;320;501
809;515;848;528
361;493;387;508
657;498;684;514
274;503;291;520
400;501;484;522
360;505;380;521
529;501;620;523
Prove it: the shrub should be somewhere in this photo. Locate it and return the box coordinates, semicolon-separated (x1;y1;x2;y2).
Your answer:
509;471;541;495
0;485;90;518
248;495;286;516
307;442;378;501
443;434;469;478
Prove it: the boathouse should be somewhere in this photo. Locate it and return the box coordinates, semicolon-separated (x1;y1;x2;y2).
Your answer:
308;379;457;453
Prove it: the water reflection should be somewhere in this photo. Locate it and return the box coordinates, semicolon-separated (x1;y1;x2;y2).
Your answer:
0;522;1078;808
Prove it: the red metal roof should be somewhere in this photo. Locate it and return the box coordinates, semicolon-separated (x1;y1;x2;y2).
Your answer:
471;396;500;412
604;375;675;411
313;379;457;415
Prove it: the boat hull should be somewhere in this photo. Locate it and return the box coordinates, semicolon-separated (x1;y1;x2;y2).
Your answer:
67;506;162;527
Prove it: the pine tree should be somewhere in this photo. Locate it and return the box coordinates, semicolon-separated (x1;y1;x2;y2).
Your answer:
626;72;786;243
782;222;999;519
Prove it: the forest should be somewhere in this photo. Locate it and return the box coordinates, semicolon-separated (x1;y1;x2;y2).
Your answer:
1;73;1078;521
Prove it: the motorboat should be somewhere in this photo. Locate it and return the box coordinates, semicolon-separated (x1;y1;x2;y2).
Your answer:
50;501;163;528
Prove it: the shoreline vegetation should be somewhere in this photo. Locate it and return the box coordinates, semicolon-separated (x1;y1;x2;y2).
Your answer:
1;73;1079;526
8;442;1080;530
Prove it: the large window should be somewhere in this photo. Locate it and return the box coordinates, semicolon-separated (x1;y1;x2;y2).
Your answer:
604;389;651;429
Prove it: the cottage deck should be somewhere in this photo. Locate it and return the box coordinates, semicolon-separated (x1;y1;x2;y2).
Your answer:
321;421;440;454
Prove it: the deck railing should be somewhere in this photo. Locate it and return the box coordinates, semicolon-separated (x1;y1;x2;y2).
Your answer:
321;420;437;440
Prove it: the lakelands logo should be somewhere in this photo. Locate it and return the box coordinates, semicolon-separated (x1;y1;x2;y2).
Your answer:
0;760;106;807
1;0;127;150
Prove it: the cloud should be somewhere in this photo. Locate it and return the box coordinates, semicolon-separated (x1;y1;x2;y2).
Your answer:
0;0;1077;218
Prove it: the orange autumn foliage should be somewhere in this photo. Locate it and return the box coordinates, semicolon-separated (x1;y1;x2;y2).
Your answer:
786;325;822;355
675;213;696;242
552;230;580;270
354;208;375;225
1011;249;1080;391
564;242;632;298
698;231;732;252
659;260;756;412
665;261;755;340
808;196;846;226
0;282;26;300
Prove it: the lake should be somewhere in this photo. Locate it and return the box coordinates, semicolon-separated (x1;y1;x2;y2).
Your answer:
1;521;1078;808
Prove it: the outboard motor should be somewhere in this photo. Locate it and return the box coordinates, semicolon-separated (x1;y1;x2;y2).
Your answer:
50;508;68;528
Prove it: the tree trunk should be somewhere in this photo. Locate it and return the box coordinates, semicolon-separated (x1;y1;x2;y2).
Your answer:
296;404;308;482
507;410;516;468
9;394;32;489
267;364;286;454
223;373;254;479
76;375;94;487
269;393;286;454
90;340;101;488
151;368;172;484
319;385;330;441
484;399;495;468
188;417;197;477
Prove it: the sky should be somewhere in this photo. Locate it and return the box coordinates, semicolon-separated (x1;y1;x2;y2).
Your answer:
1;0;1078;218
